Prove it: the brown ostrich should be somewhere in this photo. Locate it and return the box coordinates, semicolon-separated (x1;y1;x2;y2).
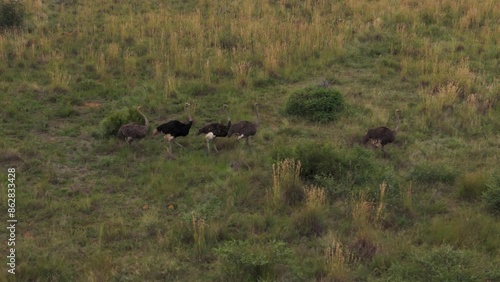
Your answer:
117;106;149;144
227;103;260;146
363;109;402;155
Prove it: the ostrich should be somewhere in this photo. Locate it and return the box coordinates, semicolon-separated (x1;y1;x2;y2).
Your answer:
227;103;260;146
363;109;402;155
153;103;193;153
196;104;231;153
117;106;149;144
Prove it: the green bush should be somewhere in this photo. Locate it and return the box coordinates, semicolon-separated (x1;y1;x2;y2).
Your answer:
284;86;346;123
98;107;146;137
482;183;500;215
213;240;292;281
0;0;25;30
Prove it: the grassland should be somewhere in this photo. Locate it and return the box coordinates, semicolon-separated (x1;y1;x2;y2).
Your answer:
0;0;499;281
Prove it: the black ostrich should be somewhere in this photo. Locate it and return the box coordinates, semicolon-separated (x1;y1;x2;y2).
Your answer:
117;106;149;145
153;103;193;153
227;103;260;146
196;104;231;153
363;109;402;155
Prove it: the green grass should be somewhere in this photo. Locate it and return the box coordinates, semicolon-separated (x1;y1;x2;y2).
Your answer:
1;0;499;280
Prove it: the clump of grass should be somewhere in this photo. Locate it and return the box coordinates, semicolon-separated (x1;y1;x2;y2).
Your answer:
350;229;379;263
482;181;500;215
213;240;292;281
375;181;387;227
284;86;346;123
352;192;374;231
457;171;489;201
270;158;303;207
324;234;356;281
292;185;327;237
192;212;207;259
304;184;326;209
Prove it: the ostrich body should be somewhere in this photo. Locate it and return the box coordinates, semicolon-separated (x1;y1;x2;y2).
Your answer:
227;103;260;146
153;103;193;152
196;104;231;153
363;109;401;155
117;106;149;144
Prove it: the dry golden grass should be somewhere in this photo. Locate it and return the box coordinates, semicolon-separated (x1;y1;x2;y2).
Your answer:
271;159;302;207
304;184;326;209
324;233;356;281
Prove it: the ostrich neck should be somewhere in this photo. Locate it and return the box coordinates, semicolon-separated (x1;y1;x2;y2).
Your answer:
254;105;260;126
224;108;231;125
138;109;149;128
185;106;193;122
394;113;400;133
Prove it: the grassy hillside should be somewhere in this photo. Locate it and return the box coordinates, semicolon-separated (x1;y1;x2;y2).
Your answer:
1;0;499;280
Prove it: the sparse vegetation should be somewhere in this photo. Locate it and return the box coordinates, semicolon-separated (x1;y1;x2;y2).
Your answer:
1;0;499;280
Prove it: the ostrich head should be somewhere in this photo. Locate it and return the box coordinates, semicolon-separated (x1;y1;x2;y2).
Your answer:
185;103;193;122
394;109;402;132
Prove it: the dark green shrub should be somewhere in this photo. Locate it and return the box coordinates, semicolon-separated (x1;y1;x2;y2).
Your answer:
0;0;25;30
482;183;500;215
284;86;346;123
98;107;146;137
409;163;458;184
213;240;292;281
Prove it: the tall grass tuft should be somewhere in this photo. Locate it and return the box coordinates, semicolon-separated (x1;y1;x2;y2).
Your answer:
192;212;207;260
270;158;303;207
293;185;327;237
375;181;387;227
304;184;326;209
324;234;356;281
352;192;374;231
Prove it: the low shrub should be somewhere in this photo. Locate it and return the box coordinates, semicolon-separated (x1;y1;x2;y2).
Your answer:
284;86;346;123
0;0;25;31
98;107;147;137
213;240;292;281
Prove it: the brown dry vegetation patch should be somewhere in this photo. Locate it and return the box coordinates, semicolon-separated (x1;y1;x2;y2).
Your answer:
82;101;102;108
